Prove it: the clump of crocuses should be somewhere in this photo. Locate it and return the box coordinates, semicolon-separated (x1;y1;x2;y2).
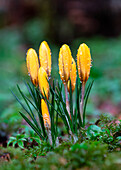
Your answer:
15;40;92;146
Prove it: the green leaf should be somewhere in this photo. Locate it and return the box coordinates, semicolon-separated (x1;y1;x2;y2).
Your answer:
69;78;74;126
73;107;78;135
75;75;82;127
35;89;48;138
87;125;102;139
18;141;24;149
17;84;41;131
25;82;38;107
7;140;14;146
20;85;38;112
24;81;36;102
56;84;73;131
11;90;34;122
83;80;94;127
55;111;59;137
117;136;121;140
56;100;70;134
50;79;56;144
19;138;27;142
19;112;44;140
33;138;41;145
9;136;16;140
12;141;17;147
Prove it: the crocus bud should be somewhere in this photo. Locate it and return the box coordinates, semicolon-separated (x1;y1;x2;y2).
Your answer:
38;67;49;99
59;44;72;84
41;99;51;129
39;41;51;77
26;48;39;86
67;58;76;93
77;43;91;83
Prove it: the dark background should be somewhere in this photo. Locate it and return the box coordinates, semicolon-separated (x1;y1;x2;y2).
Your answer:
1;0;121;120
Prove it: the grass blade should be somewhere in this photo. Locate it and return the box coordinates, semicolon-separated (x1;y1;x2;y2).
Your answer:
17;85;41;131
19;112;44;140
83;80;94;127
75;76;82;127
55;85;74;133
69;79;74;126
11;90;34;121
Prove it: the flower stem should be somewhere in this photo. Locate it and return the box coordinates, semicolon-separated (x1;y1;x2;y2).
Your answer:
55;137;59;147
47;128;52;145
64;83;70;117
80;82;85;125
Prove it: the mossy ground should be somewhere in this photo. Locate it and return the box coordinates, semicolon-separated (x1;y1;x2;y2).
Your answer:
0;114;121;170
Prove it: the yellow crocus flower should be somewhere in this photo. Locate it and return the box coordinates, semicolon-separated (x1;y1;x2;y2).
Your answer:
26;48;39;86
39;41;51;77
77;43;92;122
38;67;49;99
41;99;51;129
77;43;91;83
59;44;72;84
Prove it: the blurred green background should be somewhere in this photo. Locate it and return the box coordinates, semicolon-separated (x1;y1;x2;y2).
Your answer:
0;0;121;122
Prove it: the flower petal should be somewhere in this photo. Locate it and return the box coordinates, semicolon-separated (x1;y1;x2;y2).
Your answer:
38;67;49;99
41;99;51;128
59;44;72;83
26;48;39;86
77;43;91;82
39;41;51;77
67;58;76;93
